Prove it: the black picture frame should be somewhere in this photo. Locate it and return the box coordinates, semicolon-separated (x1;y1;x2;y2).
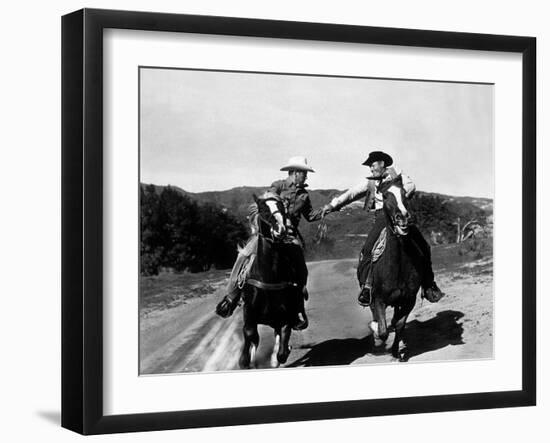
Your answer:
61;8;536;435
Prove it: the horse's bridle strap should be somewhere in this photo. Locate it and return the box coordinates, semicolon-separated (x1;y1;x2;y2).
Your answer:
246;279;297;291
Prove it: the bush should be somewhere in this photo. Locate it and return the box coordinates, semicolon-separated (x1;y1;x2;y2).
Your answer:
140;185;248;275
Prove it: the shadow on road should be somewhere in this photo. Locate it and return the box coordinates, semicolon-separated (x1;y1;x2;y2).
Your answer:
286;335;374;367
401;309;465;361
287;310;465;367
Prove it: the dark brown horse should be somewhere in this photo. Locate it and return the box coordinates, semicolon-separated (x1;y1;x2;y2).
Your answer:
239;196;302;369
368;177;424;361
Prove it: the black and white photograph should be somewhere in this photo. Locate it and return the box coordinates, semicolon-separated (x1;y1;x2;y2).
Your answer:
138;67;494;374
1;0;544;440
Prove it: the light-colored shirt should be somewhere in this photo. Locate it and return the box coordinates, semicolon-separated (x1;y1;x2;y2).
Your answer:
329;166;415;211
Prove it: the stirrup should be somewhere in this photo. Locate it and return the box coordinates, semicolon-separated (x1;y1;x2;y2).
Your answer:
358;285;372;307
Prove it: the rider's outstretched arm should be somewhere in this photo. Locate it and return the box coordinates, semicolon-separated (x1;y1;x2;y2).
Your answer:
326;180;371;213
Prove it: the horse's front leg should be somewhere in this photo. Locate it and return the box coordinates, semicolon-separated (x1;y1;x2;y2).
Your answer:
390;298;415;361
277;325;292;365
239;321;259;369
271;328;282;368
369;296;388;347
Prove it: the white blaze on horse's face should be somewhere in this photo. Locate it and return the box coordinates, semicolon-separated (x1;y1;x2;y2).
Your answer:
387;185;408;217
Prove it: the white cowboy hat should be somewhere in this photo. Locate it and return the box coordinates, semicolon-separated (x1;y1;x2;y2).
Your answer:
280;156;315;172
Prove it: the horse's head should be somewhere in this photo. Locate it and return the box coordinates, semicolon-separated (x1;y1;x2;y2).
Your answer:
253;193;288;242
379;176;411;236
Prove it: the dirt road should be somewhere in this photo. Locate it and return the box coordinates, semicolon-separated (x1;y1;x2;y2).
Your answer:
140;254;493;374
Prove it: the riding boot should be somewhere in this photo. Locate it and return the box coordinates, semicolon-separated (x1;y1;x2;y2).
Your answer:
357;262;373;307
293;286;309;331
422;281;445;303
407;225;444;303
215;291;241;318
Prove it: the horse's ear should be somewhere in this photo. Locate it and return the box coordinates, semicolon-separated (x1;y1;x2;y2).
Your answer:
252;193;259;203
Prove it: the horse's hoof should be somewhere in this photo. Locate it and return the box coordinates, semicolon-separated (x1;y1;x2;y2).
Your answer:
292;321;308;331
270;357;280;368
393;351;407;362
292;314;308;331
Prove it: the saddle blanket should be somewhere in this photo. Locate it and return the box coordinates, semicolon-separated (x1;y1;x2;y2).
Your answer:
372;227;387;263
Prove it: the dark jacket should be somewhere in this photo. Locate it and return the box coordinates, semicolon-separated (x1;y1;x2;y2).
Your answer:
268;178;320;230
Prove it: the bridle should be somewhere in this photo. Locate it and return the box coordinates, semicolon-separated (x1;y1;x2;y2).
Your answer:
381;182;411;237
247;199;296;291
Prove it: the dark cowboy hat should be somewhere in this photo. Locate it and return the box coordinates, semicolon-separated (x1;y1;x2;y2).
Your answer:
362;151;393;167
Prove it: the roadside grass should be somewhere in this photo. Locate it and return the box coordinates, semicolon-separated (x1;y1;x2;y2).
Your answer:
431;239;493;275
140;269;229;316
315;238;493;277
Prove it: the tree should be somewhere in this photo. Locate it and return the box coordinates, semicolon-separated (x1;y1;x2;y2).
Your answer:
139;184;248;275
140;184;164;275
158;186;201;272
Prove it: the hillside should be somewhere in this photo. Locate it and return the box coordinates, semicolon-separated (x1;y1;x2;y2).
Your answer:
141;183;492;263
142;183;492;218
142;183;343;217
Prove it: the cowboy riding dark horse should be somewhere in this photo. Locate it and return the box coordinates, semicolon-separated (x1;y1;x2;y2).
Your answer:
318;151;444;358
235;194;308;368
364;174;428;358
320;151;444;307
216;156;322;331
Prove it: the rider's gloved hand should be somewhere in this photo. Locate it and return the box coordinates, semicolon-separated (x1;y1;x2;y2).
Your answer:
321;204;333;218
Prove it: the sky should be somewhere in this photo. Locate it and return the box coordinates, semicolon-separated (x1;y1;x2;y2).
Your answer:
140;68;494;198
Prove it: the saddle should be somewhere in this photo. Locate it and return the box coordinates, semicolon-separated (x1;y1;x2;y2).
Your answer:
246;243;302;292
235;236;300;292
